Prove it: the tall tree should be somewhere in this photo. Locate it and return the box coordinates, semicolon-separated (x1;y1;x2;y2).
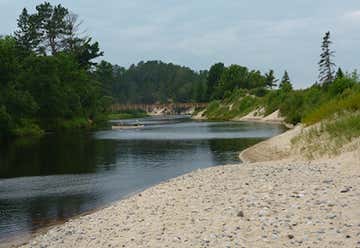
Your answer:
206;63;225;100
14;8;40;53
279;70;293;91
14;2;103;68
318;31;335;85
280;70;290;85
264;69;278;89
35;2;69;55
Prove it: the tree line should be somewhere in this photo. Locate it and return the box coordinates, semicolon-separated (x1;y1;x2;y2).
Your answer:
94;60;290;104
94;60;208;104
1;2;353;137
204;31;360;125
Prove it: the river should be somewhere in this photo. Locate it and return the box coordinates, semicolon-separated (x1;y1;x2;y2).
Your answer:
0;116;285;243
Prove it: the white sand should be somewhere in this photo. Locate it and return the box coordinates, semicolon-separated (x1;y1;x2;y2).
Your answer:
20;125;360;248
233;109;288;127
148;107;168;116
191;109;207;120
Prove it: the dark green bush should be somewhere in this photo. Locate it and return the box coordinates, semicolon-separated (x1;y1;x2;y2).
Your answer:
328;77;356;96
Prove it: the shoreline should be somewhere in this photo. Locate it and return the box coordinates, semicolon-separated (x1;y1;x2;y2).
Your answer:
7;119;277;247
3;184;168;248
192;108;294;129
13;120;360;247
2;117;261;247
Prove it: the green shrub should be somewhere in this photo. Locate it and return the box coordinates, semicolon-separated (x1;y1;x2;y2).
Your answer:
250;87;269;97
325;113;360;141
304;91;360;125
262;90;284;115
328;77;356;96
12;119;44;137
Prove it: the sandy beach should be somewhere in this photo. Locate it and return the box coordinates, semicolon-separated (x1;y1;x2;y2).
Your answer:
19;124;360;248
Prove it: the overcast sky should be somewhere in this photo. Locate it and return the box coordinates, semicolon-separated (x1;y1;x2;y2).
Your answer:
1;0;360;88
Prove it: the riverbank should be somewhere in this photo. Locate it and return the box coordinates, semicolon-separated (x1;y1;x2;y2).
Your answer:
18;120;359;247
192;107;294;128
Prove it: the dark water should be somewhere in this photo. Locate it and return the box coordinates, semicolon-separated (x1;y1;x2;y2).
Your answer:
0;116;285;243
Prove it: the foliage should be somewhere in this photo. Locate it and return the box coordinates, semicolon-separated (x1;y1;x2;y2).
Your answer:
205;90;260;120
335;68;344;79
14;2;103;68
206;63;225;100
0;2;108;137
325;113;360;141
203;72;360;126
279;71;293;92
327;76;356;96
212;64;267;99
318;31;336;85
249;87;269;97
264;69;278;89
303;89;360;125
291;112;360;159
94;60;208;104
108;109;148;120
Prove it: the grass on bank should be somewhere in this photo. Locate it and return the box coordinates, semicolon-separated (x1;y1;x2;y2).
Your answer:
201;76;360;125
204;89;261;120
291;111;360;159
303;91;360;125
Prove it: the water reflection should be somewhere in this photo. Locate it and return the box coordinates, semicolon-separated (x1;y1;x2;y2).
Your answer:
0;133;117;178
0;117;285;243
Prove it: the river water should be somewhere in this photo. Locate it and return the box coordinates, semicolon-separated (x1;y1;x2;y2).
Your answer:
0;116;285;243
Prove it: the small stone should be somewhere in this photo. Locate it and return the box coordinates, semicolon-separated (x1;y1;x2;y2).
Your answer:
288;234;294;239
237;211;244;217
323;179;333;184
340;188;350;193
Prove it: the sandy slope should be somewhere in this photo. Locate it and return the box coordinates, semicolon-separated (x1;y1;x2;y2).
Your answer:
191;109;207;120
239;125;304;163
19;126;360;248
233;109;285;125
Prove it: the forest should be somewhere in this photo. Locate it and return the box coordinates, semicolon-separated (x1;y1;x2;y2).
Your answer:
1;2;359;138
0;2;275;137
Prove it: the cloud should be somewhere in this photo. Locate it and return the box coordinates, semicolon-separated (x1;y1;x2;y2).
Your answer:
1;0;360;88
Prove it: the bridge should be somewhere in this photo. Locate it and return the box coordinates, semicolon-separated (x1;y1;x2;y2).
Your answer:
111;102;208;115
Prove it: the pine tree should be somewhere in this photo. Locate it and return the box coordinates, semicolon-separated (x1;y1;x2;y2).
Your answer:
318;31;336;85
335;67;344;79
264;69;278;89
280;71;290;84
13;2;103;66
279;70;293;91
14;8;40;52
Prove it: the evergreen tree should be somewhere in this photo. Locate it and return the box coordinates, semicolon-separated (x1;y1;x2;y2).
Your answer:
279;71;293;91
14;2;103;67
264;69;278;89
14;8;40;53
280;70;290;84
35;2;70;55
335;67;344;79
318;31;336;85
